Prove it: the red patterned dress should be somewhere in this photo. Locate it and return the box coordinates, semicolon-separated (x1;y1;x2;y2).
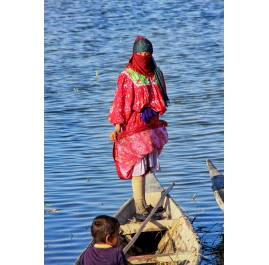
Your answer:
108;67;168;180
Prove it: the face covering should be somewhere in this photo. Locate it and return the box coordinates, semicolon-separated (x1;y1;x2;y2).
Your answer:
127;53;154;77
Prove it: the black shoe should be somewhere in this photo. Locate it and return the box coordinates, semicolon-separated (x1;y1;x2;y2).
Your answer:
146;204;164;213
145;205;153;212
135;212;162;221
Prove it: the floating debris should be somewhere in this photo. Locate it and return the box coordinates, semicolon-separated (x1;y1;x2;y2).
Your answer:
73;88;78;92
96;71;98;80
45;209;60;216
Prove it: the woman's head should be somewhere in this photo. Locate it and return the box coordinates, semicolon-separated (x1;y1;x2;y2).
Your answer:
91;215;120;246
133;36;153;54
126;36;155;77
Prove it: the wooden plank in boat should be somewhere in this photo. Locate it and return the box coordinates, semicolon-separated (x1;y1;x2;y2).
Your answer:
120;220;176;235
145;173;165;193
127;252;197;264
145;173;165;206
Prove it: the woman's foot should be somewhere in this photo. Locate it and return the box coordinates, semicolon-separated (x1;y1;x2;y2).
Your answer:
135;209;161;221
145;204;164;213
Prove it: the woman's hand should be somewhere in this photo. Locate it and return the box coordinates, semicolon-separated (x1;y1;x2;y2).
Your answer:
110;124;121;142
110;131;118;142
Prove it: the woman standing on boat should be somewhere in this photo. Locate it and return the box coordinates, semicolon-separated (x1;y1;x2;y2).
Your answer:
108;36;169;221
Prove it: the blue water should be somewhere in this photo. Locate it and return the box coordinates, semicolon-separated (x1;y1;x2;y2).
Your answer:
44;0;224;264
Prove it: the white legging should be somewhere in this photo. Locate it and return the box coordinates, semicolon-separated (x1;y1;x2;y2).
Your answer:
132;150;161;176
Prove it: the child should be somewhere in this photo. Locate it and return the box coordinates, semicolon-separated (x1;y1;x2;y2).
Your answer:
80;215;127;265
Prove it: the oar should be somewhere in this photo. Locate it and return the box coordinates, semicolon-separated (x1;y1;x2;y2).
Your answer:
123;182;175;254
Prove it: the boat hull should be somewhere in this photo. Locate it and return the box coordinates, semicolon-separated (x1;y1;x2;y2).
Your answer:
115;173;201;265
206;159;224;212
74;173;202;265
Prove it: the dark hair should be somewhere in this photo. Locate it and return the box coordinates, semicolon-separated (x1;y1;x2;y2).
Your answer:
91;215;120;243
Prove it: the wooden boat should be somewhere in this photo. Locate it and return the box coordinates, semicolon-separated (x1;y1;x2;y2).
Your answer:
206;159;224;212
74;173;202;265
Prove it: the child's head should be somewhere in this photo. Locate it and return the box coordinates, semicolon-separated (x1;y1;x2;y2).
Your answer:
91;215;120;247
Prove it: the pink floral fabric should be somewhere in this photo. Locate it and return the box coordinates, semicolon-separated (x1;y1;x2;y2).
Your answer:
113;124;168;179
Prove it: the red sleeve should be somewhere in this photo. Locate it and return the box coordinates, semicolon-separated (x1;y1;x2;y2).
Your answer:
108;72;134;125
